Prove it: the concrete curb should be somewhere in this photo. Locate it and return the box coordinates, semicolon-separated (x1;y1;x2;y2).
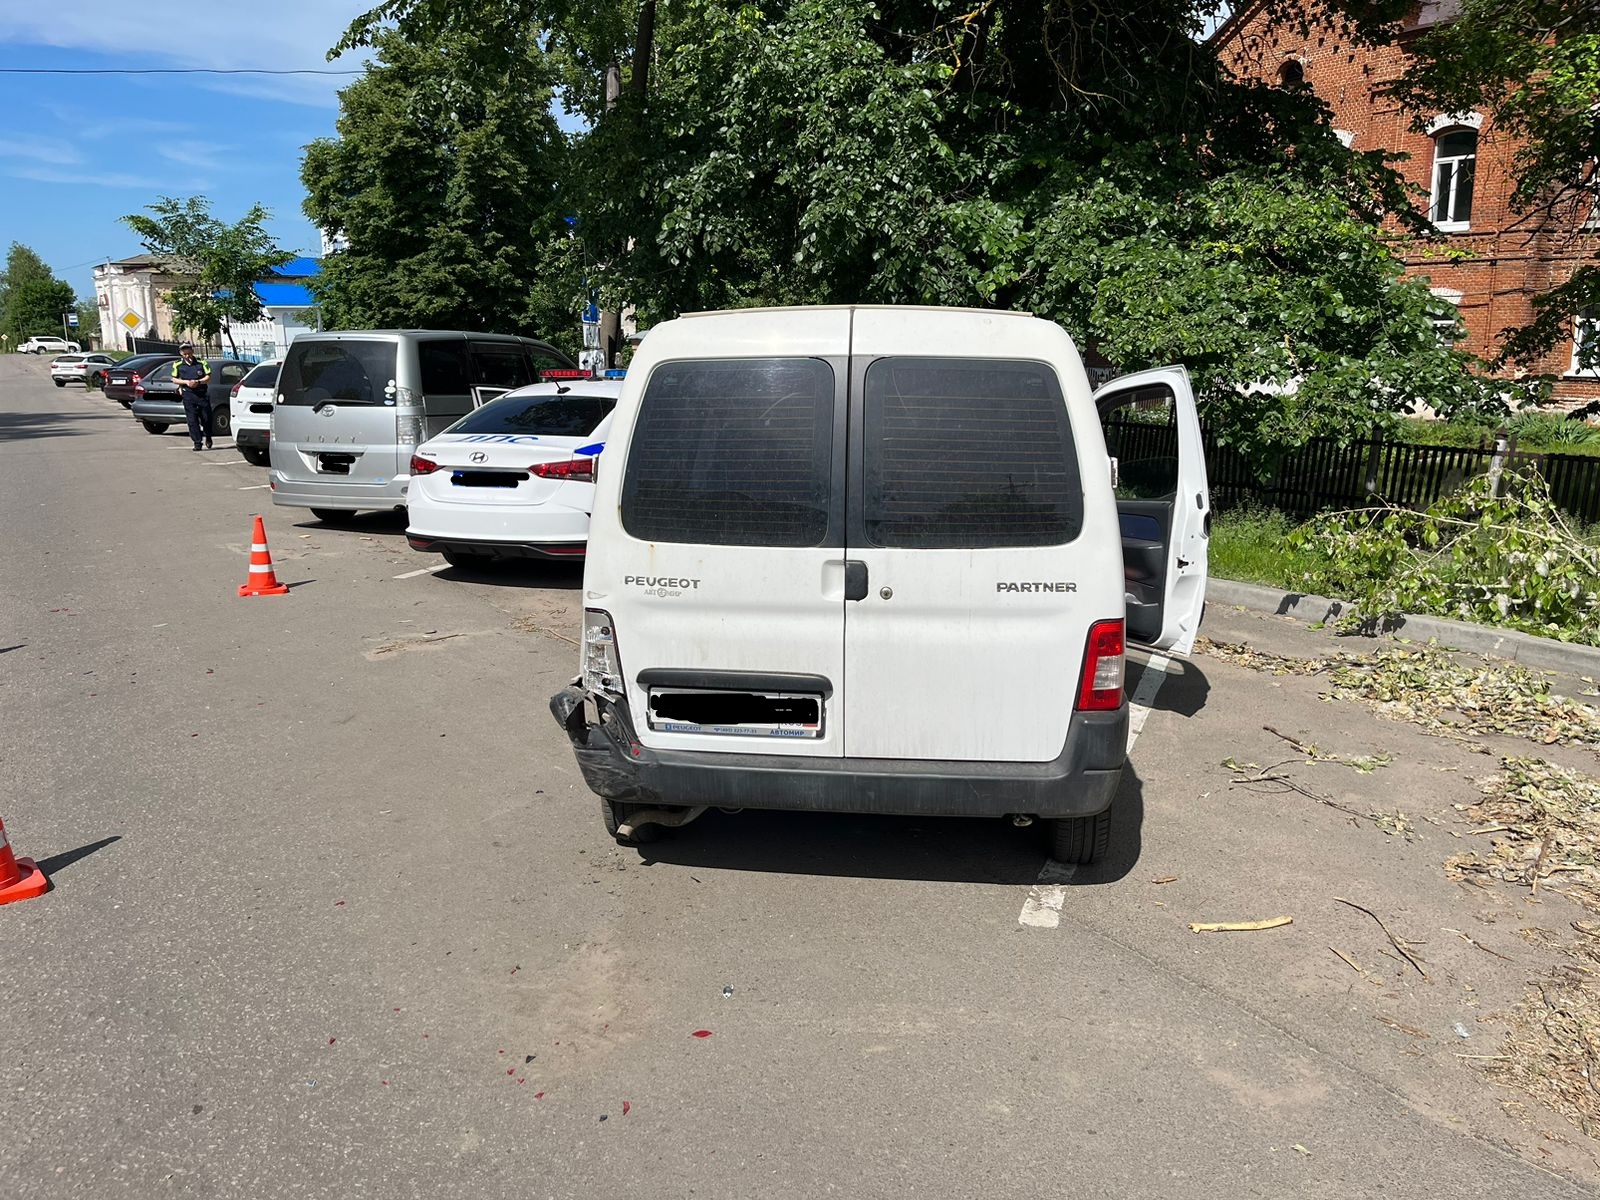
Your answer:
1206;577;1600;676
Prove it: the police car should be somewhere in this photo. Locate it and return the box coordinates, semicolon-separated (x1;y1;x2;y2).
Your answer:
405;372;621;567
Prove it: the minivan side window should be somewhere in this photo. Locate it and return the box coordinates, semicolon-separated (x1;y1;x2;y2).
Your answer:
621;358;836;547
862;357;1083;548
419;339;472;395
470;343;536;391
280;342;397;406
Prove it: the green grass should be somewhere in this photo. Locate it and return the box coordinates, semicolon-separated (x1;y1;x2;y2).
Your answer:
1208;505;1328;591
1397;415;1600;458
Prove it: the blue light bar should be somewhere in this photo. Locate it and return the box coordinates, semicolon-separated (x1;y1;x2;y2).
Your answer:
603;369;627;379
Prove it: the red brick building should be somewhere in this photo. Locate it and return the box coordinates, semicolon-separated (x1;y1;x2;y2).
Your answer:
1213;0;1600;408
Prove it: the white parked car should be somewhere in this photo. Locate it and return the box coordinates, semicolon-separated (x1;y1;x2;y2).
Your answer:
49;352;115;386
549;306;1211;863
405;378;620;567
22;335;80;355
229;359;280;466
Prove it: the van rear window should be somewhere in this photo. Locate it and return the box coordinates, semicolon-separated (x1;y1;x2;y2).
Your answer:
621;359;836;547
449;392;614;437
279;342;397;406
862;358;1082;548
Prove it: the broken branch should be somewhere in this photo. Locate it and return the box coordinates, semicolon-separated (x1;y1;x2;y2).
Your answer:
1189;916;1294;933
1333;896;1430;980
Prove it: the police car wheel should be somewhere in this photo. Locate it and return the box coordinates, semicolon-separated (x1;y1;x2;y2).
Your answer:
600;798;662;845
1048;808;1111;866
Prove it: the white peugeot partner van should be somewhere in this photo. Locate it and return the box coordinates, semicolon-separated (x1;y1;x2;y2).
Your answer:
550;306;1208;863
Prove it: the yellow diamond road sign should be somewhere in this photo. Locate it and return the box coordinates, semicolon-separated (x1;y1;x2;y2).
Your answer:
120;311;142;330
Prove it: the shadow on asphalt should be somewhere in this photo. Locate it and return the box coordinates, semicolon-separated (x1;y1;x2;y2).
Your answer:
437;560;585;591
34;835;121;877
632;768;1144;886
1143;654;1209;718
0;409;102;442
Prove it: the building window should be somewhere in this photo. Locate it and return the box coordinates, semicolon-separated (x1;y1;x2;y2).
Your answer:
1278;59;1305;87
1572;308;1600;376
1429;287;1463;346
1431;128;1477;230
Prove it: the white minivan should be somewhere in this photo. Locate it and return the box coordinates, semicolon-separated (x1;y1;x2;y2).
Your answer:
550;306;1209;863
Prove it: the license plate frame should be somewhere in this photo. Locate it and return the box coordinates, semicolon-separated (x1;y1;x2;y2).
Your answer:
645;688;823;739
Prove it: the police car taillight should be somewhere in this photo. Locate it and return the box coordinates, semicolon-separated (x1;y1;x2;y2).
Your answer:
409;455;440;475
230;382;243;398
581;610;623;697
530;459;594;481
1076;619;1125;711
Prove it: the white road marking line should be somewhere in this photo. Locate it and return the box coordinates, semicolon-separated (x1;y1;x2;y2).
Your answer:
1017;651;1174;929
393;564;447;579
203;459;248;465
238;484;270;490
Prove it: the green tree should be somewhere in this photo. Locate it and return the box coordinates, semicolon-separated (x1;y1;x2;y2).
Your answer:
334;0;1513;461
301;27;582;351
120;197;294;356
74;299;101;347
1399;0;1600;372
1;243;75;344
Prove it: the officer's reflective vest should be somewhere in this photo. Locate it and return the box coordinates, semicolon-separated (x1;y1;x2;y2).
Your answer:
172;357;210;386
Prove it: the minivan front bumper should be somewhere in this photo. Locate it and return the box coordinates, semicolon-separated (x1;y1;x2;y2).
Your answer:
549;687;1128;818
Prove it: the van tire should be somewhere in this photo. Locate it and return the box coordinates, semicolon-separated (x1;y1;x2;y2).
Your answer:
1049;809;1111;865
600;798;662;845
141;420;168;434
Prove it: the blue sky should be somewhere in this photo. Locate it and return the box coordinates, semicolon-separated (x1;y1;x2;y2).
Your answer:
0;1;376;299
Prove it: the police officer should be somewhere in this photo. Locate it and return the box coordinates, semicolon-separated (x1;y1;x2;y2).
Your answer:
171;342;212;451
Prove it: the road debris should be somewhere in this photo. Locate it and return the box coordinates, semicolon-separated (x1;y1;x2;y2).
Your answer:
1292;1143;1312;1156
1374;1014;1430;1039
1445;757;1600;913
1188;916;1293;933
1263;725;1394;773
1151;875;1179;884
1333;896;1430;979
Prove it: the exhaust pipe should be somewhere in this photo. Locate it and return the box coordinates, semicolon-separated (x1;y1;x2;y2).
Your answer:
1010;814;1035;828
617;805;708;839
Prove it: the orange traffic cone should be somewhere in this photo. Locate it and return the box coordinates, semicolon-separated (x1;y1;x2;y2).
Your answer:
0;814;48;906
238;515;290;597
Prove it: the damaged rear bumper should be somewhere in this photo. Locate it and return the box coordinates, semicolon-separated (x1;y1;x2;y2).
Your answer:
549;686;1127;819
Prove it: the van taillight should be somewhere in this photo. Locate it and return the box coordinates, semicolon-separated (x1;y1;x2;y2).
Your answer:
409;455;440;475
531;459;594;481
1076;619;1126;711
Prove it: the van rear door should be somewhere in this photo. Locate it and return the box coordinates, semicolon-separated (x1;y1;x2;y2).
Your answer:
840;317;1111;763
608;323;849;760
1095;365;1210;653
273;339;401;486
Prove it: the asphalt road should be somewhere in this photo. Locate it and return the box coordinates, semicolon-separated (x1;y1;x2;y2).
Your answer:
3;353;1597;1197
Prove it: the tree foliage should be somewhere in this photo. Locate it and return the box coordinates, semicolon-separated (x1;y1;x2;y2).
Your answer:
1;242;75;344
1399;0;1600;371
302;28;583;353
121;197;293;354
330;0;1518;458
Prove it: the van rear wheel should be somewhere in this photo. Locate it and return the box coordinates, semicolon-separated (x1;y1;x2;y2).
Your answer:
601;798;662;845
1048;809;1111;865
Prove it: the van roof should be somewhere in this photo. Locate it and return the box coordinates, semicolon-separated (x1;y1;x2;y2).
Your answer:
290;330;558;343
679;304;1035;320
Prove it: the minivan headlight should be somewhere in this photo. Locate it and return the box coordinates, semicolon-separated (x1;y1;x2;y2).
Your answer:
582;610;624;698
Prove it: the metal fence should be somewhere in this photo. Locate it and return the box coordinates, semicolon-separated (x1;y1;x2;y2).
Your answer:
1103;419;1600;525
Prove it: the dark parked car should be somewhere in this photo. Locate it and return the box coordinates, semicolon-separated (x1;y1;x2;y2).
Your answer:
101;355;177;407
129;358;252;438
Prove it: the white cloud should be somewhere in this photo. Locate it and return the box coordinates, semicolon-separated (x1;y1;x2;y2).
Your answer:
0;1;373;107
7;165;207;191
0;134;81;163
155;142;236;163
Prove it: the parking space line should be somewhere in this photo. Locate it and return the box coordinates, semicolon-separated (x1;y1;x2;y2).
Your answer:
393;564;447;579
203;459;248;466
238;484;270;490
1017;652;1173;929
